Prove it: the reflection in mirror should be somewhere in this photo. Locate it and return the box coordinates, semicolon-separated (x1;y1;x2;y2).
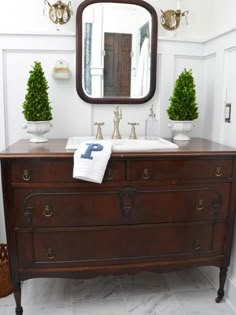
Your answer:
83;3;151;98
76;0;157;104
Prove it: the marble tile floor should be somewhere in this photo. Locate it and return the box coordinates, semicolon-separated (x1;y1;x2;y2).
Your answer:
0;268;235;315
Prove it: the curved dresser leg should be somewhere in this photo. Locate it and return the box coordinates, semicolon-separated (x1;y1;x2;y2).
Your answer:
215;266;228;303
13;282;23;315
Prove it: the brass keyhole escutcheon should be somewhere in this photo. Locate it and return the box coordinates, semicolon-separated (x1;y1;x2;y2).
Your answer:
215;166;222;177
43;205;53;217
196;199;204;211
143;168;150;180
193;240;201;250
24;206;33;225
22;169;31;181
119;188;136;217
47;248;55;260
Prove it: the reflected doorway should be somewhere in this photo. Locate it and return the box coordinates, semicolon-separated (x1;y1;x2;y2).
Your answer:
104;33;132;97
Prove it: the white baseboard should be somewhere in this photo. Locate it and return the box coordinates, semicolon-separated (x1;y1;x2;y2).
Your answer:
199;266;236;314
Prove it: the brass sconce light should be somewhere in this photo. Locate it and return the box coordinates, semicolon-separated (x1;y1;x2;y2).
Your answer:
44;0;73;30
161;9;189;31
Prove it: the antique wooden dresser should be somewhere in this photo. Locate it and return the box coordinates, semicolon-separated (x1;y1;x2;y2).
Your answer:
1;138;236;314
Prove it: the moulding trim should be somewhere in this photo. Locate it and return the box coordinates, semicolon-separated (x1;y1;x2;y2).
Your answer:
0;26;235;44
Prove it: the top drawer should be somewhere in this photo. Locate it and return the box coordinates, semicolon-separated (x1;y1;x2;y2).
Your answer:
129;158;233;182
11;159;125;184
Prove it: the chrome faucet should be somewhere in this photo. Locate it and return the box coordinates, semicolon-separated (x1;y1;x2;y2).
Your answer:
112;106;122;139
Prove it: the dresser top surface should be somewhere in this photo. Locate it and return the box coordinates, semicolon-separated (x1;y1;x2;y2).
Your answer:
1;138;236;159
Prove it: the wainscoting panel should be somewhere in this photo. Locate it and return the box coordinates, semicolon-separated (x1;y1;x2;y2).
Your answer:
201;53;217;141
221;46;236;147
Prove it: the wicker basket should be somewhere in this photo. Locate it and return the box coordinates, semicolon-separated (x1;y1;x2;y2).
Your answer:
0;244;12;298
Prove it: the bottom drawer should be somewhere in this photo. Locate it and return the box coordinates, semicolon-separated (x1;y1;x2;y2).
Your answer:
17;223;225;267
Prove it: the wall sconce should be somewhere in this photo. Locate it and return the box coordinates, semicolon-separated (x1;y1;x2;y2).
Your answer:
44;0;73;30
161;9;189;31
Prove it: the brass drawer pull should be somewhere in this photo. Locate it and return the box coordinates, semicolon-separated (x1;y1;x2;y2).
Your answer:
47;248;55;260
196;199;204;211
22;169;31;181
193;240;201;250
43;205;53;217
215;166;222;177
106;167;113;180
143;168;150;180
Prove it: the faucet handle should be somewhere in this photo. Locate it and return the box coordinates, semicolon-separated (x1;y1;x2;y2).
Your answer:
128;122;139;139
94;122;104;140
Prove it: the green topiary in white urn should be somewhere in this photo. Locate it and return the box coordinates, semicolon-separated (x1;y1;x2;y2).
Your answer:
167;69;198;141
22;61;53;143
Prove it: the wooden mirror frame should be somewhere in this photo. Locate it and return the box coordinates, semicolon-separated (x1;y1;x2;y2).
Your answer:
76;0;158;104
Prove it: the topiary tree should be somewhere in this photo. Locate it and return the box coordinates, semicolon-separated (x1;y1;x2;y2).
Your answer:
167;69;198;121
22;61;53;121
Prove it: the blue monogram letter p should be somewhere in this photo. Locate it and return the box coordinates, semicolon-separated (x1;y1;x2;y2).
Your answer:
80;143;104;160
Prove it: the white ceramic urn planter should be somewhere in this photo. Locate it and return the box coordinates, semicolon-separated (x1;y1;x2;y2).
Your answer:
23;121;52;143
168;120;195;141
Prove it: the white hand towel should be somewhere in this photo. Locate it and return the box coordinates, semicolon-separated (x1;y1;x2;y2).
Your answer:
73;141;113;184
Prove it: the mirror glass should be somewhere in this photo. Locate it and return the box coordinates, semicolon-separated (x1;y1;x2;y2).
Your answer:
76;0;157;104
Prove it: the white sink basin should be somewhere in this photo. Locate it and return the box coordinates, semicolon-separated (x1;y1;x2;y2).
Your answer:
66;137;178;152
110;138;178;152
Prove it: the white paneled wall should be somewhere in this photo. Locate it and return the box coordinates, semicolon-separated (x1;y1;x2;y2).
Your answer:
202;29;236;145
0;35;206;148
158;40;204;138
221;47;236;148
200;54;216;141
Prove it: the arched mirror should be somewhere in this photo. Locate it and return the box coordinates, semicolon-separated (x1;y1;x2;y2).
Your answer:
76;0;157;104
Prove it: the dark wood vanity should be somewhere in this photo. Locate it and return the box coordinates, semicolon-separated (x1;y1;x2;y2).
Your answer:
1;138;236;314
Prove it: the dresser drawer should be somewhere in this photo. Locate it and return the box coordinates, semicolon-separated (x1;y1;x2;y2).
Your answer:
17;222;223;267
16;183;229;228
129;159;232;182
11;158;125;183
132;184;229;223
